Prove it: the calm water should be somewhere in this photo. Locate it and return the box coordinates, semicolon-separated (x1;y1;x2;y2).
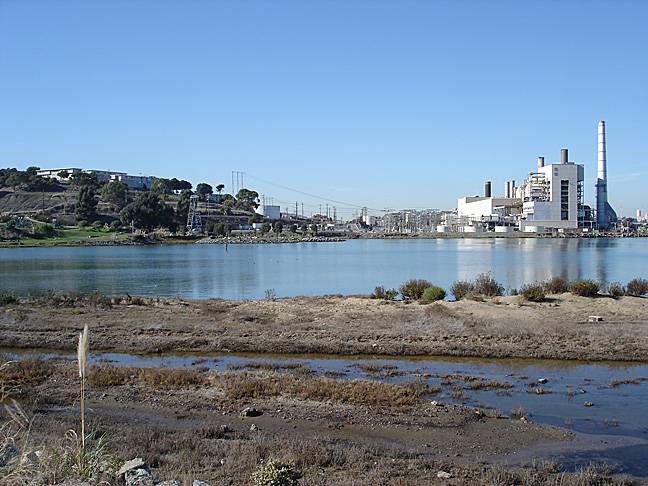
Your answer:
1;238;647;299
8;349;648;476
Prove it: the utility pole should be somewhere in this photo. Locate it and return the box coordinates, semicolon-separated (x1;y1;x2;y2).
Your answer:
295;201;298;218
301;203;304;218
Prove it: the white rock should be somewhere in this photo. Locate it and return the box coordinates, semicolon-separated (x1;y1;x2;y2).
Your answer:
193;481;212;486
118;457;147;476
125;468;154;486
437;470;452;479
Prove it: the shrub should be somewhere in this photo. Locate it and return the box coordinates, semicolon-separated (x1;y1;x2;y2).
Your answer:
91;220;103;229
399;279;432;300
33;223;56;238
421;286;446;302
371;286;398;300
569;279;600;297
0;290;17;306
544;276;569;294
607;282;625;299
473;273;504;297
109;220;121;231
252;460;301;486
626;278;648;297
451;280;474;300
520;283;546;302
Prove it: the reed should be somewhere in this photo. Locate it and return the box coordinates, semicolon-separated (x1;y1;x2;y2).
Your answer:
77;324;89;453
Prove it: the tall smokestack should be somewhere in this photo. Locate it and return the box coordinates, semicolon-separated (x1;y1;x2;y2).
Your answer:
560;148;568;164
485;181;492;198
596;120;616;228
504;181;510;198
598;120;607;181
537;156;545;170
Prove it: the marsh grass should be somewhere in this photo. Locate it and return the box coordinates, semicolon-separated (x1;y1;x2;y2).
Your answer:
228;361;312;375
89;365;205;388
220;372;426;407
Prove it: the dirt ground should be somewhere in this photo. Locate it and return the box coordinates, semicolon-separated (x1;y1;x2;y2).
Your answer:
2;293;648;361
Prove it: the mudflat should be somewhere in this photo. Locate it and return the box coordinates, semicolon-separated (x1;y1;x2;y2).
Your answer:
2;293;648;361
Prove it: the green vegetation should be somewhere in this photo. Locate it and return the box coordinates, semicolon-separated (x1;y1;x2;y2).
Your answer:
120;192;174;231
75;186;98;222
421;286;446;302
450;280;474;300
0;290;17;306
569;279;600;297
521;283;546;302
370;286;398;300
399;279;433;300
607;282;625;299
100;181;129;210
450;273;504;300
0;166;52;192
626;278;648;297
196;182;213;200
235;188;260;211
543;276;569;294
252;460;301;486
473;273;504;297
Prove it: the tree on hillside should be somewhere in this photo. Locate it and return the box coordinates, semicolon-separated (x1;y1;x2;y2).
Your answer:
273;222;283;234
216;184;225;194
220;198;234;215
57;170;70;179
76;186;98;222
176;189;193;223
120;192;174;231
151;178;173;195
100;181;129;210
169;178;192;191
70;172;100;188
260;222;271;234
196;183;213;201
235;188;259;211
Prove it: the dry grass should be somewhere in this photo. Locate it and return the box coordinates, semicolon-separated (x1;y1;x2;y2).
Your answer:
356;363;403;377
219;372;426;407
609;378;645;388
228;361;311;375
0;360;53;398
88;365;206;389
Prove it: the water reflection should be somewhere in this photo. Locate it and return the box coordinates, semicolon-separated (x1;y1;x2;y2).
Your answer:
0;238;646;299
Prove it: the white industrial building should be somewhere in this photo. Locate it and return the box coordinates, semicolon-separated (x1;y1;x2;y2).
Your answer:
518;149;584;230
257;204;281;220
456;148;585;232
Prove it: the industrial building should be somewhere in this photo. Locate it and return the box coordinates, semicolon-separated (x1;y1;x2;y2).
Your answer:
455;121;616;233
518;149;584;230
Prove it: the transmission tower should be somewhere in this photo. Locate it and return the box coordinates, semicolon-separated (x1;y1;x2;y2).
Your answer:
186;194;202;233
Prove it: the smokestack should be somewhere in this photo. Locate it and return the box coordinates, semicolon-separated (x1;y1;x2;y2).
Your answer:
537;156;545;170
598;120;607;182
504;181;510;198
511;180;516;198
561;148;569;165
485;181;492;198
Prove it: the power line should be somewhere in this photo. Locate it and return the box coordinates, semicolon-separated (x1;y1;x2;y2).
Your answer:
244;173;387;212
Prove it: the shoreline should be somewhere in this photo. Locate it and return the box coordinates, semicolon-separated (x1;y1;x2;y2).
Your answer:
2;293;647;362
1;231;646;249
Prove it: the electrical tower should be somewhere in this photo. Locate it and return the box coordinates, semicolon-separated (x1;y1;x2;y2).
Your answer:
186;195;202;233
231;171;244;194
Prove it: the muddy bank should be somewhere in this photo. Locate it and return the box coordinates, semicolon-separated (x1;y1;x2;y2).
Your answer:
3;358;587;485
1;294;648;361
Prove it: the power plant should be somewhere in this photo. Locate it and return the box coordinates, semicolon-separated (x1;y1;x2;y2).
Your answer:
451;121;617;234
595;120;617;229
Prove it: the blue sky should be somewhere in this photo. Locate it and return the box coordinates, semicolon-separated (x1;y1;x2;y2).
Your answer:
1;1;646;217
